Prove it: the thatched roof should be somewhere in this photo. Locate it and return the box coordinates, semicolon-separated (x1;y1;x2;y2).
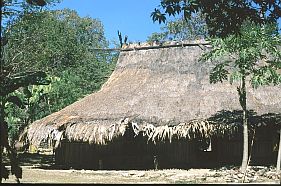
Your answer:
22;40;281;148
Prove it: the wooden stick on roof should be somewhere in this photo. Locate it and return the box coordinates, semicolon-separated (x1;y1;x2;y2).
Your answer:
91;41;211;52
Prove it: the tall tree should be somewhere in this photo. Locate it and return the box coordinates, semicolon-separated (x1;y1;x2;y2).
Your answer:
2;7;117;152
151;0;281;37
0;0;60;182
1;1;117;182
200;21;281;174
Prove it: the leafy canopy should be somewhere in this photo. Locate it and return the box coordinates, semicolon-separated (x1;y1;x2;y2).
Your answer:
200;21;281;174
201;21;281;88
1;1;116;182
3;9;109;75
1;1;61;183
2;8;117;140
152;0;281;37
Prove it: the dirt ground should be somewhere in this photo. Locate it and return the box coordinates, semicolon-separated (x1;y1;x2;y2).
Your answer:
2;153;281;184
2;166;280;184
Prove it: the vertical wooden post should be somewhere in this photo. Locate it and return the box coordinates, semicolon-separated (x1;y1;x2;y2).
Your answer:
276;128;281;185
98;159;103;170
153;155;158;170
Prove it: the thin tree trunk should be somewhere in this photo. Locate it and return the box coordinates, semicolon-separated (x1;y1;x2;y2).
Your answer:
0;1;3;181
241;109;248;173
238;76;248;174
277;128;281;172
243;127;255;182
0;101;4;183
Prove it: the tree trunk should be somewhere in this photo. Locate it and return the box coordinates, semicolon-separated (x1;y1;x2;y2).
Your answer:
277;129;281;172
0;5;2;181
0;99;5;183
238;76;248;173
0;2;4;181
241;108;248;173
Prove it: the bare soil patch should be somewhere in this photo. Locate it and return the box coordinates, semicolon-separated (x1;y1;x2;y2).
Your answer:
2;166;280;184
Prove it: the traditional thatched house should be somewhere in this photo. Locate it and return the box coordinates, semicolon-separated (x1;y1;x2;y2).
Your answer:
20;40;281;170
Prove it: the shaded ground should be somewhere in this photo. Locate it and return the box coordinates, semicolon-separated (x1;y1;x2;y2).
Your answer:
2;152;281;184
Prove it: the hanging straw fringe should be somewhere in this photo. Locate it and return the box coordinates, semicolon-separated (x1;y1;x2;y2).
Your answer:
23;116;242;149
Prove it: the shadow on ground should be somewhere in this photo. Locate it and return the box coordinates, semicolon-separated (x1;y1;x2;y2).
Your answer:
2;152;68;170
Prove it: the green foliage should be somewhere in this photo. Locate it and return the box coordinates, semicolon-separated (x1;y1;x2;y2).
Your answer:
26;0;47;6
2;8;117;139
201;21;281;87
152;0;281;37
2;0;62;25
5;115;21;141
147;12;208;42
4;77;56;142
1;1;58;183
151;8;166;24
1;1;117;182
0;71;50;96
209;63;229;83
3;9;109;75
201;21;281;173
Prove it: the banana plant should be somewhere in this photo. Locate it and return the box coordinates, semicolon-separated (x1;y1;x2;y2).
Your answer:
6;76;59;134
4;75;58;138
0;71;51;182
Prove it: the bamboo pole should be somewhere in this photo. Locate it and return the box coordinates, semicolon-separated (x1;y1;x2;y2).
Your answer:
90;42;210;52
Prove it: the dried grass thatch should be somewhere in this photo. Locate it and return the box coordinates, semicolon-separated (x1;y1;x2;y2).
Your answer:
21;40;281;149
145;119;213;143
64;119;127;144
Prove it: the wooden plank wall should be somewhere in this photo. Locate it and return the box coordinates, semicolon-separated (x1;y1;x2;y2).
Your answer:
215;127;277;166
55;138;202;170
54;130;277;170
